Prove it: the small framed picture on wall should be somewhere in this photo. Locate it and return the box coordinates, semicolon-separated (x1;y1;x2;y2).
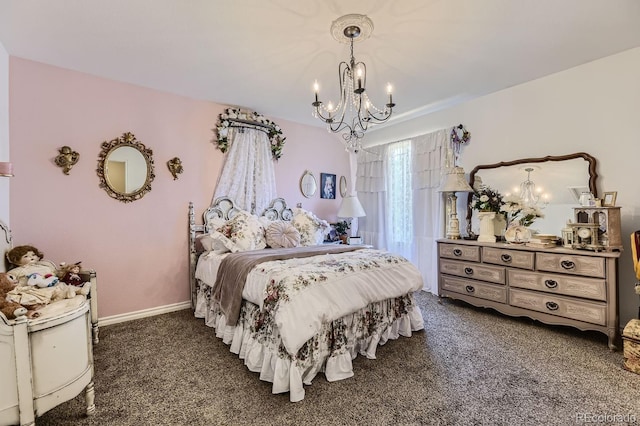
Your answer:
320;173;336;199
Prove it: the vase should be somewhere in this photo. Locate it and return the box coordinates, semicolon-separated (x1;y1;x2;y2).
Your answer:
494;214;507;240
477;211;497;243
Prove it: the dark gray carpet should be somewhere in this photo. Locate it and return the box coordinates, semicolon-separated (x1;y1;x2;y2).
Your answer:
37;291;639;426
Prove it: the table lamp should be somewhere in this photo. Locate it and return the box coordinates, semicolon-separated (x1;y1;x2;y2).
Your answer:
438;166;474;239
337;195;366;244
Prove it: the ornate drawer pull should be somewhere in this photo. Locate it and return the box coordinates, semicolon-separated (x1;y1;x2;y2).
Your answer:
465;285;475;293
500;254;512;263
544;279;558;289
464;267;474;275
545;301;559;311
560;260;576;270
452;248;463;257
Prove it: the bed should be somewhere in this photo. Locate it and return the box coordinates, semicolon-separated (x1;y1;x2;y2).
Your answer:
188;197;425;402
0;220;97;425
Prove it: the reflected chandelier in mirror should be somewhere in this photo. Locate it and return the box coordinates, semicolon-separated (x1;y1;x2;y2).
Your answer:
97;132;155;203
465;153;598;236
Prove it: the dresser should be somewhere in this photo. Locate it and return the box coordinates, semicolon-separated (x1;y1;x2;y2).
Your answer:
437;239;621;350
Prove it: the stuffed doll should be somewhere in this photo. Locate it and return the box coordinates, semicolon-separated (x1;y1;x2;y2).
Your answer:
5;246;88;307
0;272;39;319
6;245;59;287
59;262;86;286
58;262;91;296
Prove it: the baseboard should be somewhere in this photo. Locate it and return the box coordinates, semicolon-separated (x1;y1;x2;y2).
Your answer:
99;301;191;327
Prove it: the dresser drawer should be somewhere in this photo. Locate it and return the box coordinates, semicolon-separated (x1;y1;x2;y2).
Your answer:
483;247;535;270
440;259;505;284
441;275;507;303
439;243;480;262
536;253;605;278
509;288;606;325
507;270;606;301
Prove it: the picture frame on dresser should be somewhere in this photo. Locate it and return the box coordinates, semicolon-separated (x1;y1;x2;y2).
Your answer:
602;191;617;207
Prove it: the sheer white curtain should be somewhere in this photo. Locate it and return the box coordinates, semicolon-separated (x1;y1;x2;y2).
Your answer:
213;127;277;214
357;129;448;293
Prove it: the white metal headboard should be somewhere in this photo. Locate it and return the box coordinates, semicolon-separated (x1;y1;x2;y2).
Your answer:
187;196;294;309
0;220;12;273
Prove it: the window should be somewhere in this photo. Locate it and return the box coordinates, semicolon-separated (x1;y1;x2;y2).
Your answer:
385;140;412;251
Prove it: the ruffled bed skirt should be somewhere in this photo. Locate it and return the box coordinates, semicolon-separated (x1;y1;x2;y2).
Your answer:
194;283;424;402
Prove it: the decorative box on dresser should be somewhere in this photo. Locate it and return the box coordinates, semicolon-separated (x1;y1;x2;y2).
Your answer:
437;239;621;350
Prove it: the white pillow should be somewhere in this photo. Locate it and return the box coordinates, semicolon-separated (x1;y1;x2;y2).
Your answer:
266;221;301;248
196;233;216;252
207;231;236;253
219;210;267;252
291;208;330;246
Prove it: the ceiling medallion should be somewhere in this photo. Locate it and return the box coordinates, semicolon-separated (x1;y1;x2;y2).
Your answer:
330;14;373;44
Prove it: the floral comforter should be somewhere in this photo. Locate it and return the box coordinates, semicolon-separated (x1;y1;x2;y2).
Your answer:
195;248;425;402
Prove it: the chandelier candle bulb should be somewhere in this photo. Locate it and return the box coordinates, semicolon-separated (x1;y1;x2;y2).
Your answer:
313;81;320;103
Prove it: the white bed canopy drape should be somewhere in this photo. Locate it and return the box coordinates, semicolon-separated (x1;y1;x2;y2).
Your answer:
356;129;449;293
213;127;277;214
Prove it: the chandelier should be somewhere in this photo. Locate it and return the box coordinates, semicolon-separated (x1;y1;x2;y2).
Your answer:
312;14;395;152
520;167;540;206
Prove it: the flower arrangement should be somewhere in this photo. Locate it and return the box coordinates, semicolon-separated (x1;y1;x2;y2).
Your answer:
471;186;504;213
215;107;286;160
500;194;545;227
333;220;350;236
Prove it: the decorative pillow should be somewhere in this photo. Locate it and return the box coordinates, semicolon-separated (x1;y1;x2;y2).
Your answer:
207;217;226;233
217;210;267;252
291;208;330;246
266;221;301;248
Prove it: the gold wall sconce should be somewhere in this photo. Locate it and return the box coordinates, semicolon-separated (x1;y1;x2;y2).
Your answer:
54;146;80;175
167;157;183;180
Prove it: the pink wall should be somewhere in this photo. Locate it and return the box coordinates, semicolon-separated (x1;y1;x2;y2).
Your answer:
9;58;349;318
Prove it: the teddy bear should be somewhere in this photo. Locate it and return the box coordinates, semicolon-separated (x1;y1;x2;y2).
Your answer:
0;272;39;319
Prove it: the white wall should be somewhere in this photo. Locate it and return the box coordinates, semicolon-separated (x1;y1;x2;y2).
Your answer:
0;41;9;224
364;47;640;328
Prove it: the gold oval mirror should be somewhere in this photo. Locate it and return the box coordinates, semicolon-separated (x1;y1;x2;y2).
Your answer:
300;170;317;198
97;132;155;203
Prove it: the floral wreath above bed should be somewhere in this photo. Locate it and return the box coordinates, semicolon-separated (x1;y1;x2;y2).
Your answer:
215;107;286;160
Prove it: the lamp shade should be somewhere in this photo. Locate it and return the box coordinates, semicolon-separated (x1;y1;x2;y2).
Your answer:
0;162;13;177
337;195;366;218
438;166;473;193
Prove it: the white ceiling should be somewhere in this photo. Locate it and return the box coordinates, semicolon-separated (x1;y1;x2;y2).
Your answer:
1;0;639;130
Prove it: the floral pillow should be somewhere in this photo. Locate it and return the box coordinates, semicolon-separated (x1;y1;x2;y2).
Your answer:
266;221;301;248
291;208;330;246
216;210;267;252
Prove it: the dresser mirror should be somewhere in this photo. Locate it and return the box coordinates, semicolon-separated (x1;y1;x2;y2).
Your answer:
465;153;598;236
97;132;155;203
